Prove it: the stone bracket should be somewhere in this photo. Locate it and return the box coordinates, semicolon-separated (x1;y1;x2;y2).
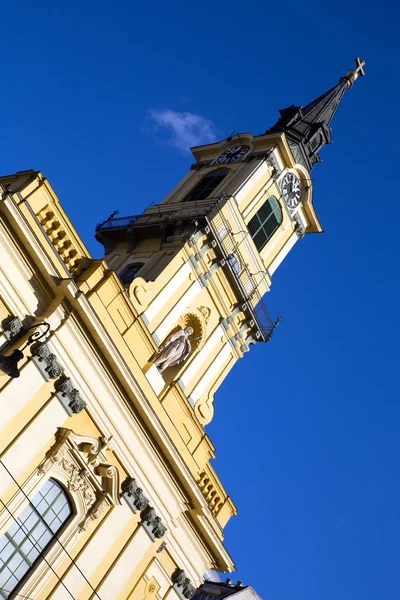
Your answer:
54;376;87;415
121;477;149;514
171;569;196;599
140;506;167;541
31;342;64;380
2;316;24;341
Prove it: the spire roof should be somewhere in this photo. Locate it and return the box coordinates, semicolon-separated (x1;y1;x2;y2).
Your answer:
266;58;365;171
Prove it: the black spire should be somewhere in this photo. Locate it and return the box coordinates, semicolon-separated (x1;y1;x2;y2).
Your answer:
266;58;365;171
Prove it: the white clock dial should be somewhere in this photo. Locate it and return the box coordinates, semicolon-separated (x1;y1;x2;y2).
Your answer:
281;172;302;209
216;145;250;164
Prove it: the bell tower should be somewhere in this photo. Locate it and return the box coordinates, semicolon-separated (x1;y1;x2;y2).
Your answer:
0;59;365;599
95;59;365;428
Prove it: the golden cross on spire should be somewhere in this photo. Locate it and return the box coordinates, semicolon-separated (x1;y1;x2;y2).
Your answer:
354;57;366;77
340;57;366;88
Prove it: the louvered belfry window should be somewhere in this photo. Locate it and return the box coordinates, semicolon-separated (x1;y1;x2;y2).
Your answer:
247;196;282;252
182;168;229;202
0;478;72;598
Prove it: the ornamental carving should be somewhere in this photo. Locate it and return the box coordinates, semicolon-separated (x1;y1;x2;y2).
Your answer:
141;506;167;540
171;569;196;599
60;458;96;508
198;306;211;322
31;342;63;379
37;428;121;532
54;377;86;414
3;316;24;340
79;493;109;532
121;477;149;512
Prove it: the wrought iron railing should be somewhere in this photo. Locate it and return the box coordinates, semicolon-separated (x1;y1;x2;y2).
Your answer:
207;208;280;342
96;199;221;232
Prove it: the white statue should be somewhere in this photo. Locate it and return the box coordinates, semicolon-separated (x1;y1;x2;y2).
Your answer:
151;327;194;373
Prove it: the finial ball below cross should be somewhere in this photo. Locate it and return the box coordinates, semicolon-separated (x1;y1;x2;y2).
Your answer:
341;57;366;88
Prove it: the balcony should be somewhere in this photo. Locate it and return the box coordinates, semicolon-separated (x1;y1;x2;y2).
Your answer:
95;200;220;233
206;208;281;342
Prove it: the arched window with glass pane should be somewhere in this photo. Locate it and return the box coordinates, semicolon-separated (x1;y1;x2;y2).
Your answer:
247;196;283;252
182;168;229;202
0;478;72;599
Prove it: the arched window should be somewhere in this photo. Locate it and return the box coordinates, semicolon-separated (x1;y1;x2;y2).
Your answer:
0;478;72;599
247;196;282;252
182;168;229;202
120;263;144;285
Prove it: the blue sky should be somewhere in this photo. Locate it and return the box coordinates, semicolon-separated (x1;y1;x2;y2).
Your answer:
1;2;399;599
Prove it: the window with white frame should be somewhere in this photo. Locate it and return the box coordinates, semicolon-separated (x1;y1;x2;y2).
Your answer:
0;478;72;599
247;196;282;252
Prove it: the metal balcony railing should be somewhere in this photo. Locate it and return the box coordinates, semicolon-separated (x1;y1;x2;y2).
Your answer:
96;200;221;232
207;208;280;342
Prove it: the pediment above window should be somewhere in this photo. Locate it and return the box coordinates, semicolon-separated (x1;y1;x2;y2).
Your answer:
37;427;122;531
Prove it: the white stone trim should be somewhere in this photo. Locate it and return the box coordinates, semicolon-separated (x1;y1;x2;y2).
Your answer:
188;344;232;406
0;400;67;498
96;525;153;599
50;503;134;599
234;159;269;206
146;364;165;396
2;196;60;278
242;177;275;220
179;325;224;390
144;558;172;600
143;261;192;325
269;231;298;275
0;224;41;316
0;360;45;435
153;281;202;344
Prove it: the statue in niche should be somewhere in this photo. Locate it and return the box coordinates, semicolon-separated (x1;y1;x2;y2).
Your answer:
151;327;197;373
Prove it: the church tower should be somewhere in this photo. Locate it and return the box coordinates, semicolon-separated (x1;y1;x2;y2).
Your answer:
95;59;365;427
0;59;364;600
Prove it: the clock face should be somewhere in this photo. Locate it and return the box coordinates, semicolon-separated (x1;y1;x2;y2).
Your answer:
216;145;250;164
281;172;302;209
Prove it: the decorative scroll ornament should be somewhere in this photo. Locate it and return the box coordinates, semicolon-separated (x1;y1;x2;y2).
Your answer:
141;506;167;540
79;493;109;532
54;377;86;414
37;428;121;532
171;569;196;599
121;477;149;512
198;306;211;322
60;458;97;507
31;342;63;379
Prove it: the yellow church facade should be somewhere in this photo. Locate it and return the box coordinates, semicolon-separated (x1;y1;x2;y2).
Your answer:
0;61;364;599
